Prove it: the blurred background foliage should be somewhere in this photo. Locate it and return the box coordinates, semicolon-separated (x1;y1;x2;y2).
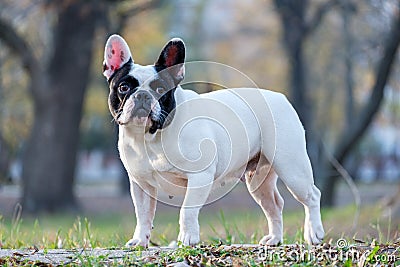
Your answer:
0;0;399;214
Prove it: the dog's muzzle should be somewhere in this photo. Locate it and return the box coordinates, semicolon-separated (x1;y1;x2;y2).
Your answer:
132;90;153;117
117;90;160;128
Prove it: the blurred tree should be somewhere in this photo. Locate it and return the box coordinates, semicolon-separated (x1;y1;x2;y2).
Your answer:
0;65;11;184
341;1;356;132
0;42;31;185
327;1;400;204
274;0;400;206
0;0;105;213
0;0;165;213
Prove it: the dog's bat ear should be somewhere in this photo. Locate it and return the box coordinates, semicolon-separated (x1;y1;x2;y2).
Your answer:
155;38;185;83
103;34;133;80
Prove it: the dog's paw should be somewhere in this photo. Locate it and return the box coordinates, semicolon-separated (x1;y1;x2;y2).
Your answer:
259;235;282;246
125;236;150;248
177;230;200;246
304;222;325;245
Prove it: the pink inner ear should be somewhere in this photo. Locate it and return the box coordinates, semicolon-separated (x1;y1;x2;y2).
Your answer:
106;42;126;70
166;46;178;67
103;35;132;79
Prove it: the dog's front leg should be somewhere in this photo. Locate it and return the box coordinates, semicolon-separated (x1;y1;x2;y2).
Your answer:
178;173;214;246
126;180;157;248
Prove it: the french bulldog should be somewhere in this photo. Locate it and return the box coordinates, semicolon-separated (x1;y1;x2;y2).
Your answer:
102;34;324;247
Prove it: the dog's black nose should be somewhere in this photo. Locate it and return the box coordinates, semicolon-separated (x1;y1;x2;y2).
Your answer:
133;90;152;110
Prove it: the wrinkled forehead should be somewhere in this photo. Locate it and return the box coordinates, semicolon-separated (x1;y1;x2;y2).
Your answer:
109;62;175;92
129;64;176;91
129;64;157;85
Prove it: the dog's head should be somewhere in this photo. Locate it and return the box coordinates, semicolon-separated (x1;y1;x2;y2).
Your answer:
102;34;185;134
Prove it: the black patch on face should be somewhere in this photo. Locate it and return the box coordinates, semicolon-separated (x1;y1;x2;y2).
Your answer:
149;87;176;134
148;67;178;134
149;79;166;94
107;58;139;119
148;39;186;133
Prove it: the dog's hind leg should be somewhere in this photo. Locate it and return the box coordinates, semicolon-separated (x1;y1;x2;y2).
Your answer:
245;156;284;246
271;144;325;245
260;93;325;245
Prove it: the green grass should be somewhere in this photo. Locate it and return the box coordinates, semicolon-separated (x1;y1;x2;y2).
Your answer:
0;204;398;249
0;204;399;266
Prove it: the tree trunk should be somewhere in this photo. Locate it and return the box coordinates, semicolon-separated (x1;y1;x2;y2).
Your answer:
0;61;10;183
21;0;104;213
321;4;400;206
274;0;309;124
273;0;322;179
0;134;11;183
342;3;356;130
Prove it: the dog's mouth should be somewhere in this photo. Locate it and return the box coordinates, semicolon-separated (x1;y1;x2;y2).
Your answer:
116;107;164;135
117;108;152;125
115;93;171;135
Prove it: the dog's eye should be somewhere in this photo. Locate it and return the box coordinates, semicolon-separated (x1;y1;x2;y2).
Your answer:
156;87;165;94
118;84;130;94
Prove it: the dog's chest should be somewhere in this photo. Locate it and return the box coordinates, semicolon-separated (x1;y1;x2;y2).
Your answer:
119;135;187;193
